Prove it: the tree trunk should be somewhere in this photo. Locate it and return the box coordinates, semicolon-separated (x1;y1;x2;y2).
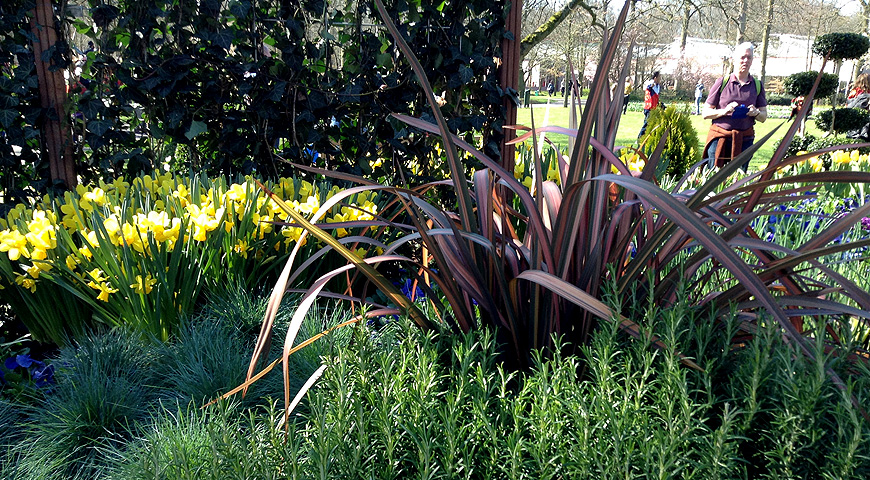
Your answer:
563;60;571;107
830;60;842;133
499;0;522;171
759;0;774;85
30;0;76;188
736;0;748;45
675;7;690;91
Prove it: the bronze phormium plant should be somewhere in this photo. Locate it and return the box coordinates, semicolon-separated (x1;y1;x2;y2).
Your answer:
236;0;870;423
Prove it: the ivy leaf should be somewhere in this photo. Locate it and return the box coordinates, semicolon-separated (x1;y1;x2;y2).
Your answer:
185;120;207;140
24;126;40;140
0;94;19;108
0;109;17;128
212;29;234;50
72;19;92;35
458;64;473;85
87;119;112;137
268;81;287;102
307;91;328;111
80;99;103;120
229;1;251;19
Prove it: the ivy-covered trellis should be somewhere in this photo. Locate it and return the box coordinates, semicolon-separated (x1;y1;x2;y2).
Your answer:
0;0;510;203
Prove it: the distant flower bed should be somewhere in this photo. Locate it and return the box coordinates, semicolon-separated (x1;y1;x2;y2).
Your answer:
0;172;381;344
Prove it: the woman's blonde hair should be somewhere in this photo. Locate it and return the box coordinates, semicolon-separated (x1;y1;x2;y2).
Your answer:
855;73;870;93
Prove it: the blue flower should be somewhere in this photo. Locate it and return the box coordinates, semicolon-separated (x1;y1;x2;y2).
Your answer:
400;278;425;302
3;354;53;389
31;363;54;388
4;355;32;370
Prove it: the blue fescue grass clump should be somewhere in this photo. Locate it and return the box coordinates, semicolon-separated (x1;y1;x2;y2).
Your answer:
0;288;350;479
11;330;160;479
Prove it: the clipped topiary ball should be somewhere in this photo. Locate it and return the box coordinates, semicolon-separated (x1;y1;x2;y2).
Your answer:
812;33;870;61
640;105;699;178
814;108;870;134
783;71;838;98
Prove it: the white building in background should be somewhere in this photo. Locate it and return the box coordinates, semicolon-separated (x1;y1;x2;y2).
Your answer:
658;34;857;83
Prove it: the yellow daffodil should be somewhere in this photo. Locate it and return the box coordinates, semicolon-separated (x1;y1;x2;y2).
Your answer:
281;226;306;246
292;195;320;216
187;205;225;242
130;274;157;294
546;162;560;183
0;229;30;260
234;239;250;258
65;254;80;270
327;213;349;238
79;245;93;259
103;215;122;245
274;177;295;199
87;280;118;302
79;187;107;211
297;181;314;200
514;161;525;180
172;184;191;206
87;268;108;283
120;223;146;253
60;199;82;230
24;264;42;279
831;150;852;165
15;274;36;293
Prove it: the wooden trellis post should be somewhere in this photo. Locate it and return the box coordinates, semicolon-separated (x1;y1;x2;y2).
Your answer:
30;0;76;188
498;0;522;172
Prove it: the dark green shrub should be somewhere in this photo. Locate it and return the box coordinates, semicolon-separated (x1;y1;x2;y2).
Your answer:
815;108;870;134
765;93;793;106
812;33;870;60
784;71;839;98
659;89;694;102
640;105;700;177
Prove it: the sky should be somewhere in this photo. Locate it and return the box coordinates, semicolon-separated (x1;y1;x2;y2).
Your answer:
834;0;859;15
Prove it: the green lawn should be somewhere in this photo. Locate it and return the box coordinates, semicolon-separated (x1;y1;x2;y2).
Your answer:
515;99;825;171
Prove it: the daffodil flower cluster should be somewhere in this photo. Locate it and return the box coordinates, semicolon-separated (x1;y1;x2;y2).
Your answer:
513;143;562;191
614;149;646;175
0;172;382;343
789;148;870;200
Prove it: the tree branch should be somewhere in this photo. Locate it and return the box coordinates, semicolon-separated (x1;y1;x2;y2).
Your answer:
520;0;600;58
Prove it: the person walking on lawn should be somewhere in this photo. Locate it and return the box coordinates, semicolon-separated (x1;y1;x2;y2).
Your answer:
694;80;705;114
702;42;767;171
637;71;662;140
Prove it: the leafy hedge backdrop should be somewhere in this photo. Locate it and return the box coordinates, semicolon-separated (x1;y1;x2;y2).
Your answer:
1;0;510;206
